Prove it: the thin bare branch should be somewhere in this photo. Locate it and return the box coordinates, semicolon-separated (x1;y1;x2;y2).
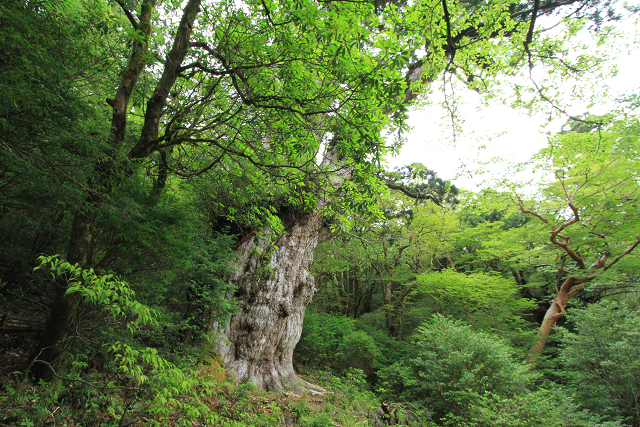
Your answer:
603;236;640;271
513;195;550;224
115;0;139;31
382;179;442;205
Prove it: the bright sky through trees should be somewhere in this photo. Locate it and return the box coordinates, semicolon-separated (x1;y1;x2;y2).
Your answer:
391;15;640;190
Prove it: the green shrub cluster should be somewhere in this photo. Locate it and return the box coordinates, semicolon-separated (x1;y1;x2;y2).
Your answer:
295;313;384;380
376;315;530;424
559;301;640;427
295;310;634;427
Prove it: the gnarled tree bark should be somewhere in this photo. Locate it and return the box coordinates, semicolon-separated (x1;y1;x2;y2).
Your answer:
218;211;331;391
214;61;432;389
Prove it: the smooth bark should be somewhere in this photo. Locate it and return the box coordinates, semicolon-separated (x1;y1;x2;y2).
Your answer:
526;276;584;366
521;195;640;368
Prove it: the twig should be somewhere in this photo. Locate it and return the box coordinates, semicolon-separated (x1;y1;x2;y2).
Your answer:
115;0;139;31
32;359;144;391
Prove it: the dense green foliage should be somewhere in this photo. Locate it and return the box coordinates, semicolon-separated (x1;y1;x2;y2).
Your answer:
304;115;640;426
560;301;640;427
1;0;639;424
378;315;530;419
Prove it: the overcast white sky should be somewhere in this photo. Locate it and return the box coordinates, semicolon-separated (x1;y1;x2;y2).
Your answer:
388;14;640;191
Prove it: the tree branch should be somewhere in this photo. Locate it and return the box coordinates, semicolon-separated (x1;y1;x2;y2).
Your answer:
259;0;293;26
115;0;139;31
129;0;202;160
165;152;226;178
441;0;455;62
382;179;442;206
510;0;581;19
523;0;541;59
602;235;640;271
513;195;550;224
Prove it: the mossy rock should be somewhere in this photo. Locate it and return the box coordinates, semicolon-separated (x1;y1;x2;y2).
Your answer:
197;342;233;384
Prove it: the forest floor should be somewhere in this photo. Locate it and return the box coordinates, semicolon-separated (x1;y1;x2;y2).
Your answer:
0;308;46;379
0;324;378;427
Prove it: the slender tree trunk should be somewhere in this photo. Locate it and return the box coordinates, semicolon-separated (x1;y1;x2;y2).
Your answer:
29;211;99;377
359;283;374;317
526;276;583;368
217;211;330;391
527;301;563;365
510;267;524;287
28;0;202;378
28;0;153;376
348;271;363;318
382;281;398;337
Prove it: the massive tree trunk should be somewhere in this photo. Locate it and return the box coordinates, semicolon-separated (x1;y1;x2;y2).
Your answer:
217;211;331;391
216;34;433;390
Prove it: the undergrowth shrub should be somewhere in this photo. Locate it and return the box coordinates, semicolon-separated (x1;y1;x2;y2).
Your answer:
378;314;531;424
335;331;384;381
173;235;238;342
469;388;624;427
559;300;640;427
1;255;231;426
356;310;421;365
295;312;355;367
